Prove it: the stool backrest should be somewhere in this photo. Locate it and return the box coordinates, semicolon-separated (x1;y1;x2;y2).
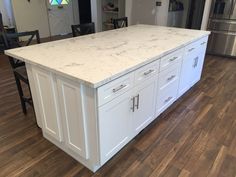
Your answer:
71;22;95;37
113;17;128;29
1;30;40;69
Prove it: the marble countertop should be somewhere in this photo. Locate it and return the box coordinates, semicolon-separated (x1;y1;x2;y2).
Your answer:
5;25;210;88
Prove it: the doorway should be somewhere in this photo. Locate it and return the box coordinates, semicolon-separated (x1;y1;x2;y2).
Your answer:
47;0;80;36
167;0;206;29
78;0;92;24
186;0;206;29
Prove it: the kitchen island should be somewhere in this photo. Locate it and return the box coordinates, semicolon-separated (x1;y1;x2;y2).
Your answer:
6;25;210;172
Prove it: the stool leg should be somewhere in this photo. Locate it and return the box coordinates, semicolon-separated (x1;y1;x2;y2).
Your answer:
14;73;27;114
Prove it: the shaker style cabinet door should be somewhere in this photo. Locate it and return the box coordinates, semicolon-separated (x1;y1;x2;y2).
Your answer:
32;68;63;142
98;90;133;165
57;78;89;159
132;77;157;136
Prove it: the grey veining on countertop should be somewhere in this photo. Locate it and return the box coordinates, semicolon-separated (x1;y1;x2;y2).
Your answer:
5;25;210;88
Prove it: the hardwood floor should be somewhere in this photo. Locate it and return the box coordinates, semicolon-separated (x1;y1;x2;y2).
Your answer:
0;54;235;177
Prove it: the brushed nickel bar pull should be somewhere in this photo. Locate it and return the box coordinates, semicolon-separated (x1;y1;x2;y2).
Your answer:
188;48;195;52
135;94;140;110
164;96;173;103
131;97;135;112
167;75;176;81
143;69;155;76
169;56;178;62
112;84;127;93
201;42;206;45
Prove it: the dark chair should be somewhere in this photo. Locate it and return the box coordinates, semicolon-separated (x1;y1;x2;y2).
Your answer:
113;17;128;29
71;22;95;37
1;30;40;114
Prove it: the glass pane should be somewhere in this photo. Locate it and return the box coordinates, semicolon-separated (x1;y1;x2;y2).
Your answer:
49;0;70;5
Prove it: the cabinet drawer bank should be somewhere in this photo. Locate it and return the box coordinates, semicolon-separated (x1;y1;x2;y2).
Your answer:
5;25;210;172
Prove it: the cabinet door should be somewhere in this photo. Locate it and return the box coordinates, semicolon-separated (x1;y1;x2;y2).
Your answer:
57;78;88;159
98;90;133;165
178;55;192;97
32;68;63;142
133;77;157;136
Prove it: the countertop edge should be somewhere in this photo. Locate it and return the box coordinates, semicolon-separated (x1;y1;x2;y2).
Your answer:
5;33;210;89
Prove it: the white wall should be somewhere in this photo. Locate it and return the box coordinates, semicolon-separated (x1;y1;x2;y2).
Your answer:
0;0;15;26
91;0;102;32
201;0;212;30
11;0;50;38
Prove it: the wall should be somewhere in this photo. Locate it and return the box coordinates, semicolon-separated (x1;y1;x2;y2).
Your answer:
155;0;169;26
201;0;212;30
91;0;102;32
125;0;133;25
0;0;15;27
11;0;50;38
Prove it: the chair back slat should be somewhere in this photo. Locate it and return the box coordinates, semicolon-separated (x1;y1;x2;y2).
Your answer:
1;30;40;69
113;17;128;29
71;23;95;37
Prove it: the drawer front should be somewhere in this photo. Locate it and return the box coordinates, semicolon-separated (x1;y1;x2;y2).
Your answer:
157;79;179;114
97;73;134;106
185;36;208;56
134;60;160;85
160;48;183;71
185;40;200;57
198;36;208;50
159;61;181;90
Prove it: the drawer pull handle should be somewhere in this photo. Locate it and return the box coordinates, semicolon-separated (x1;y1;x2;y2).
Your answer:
188;48;195;52
135;94;140;110
164;96;173;103
131;97;135;112
144;69;155;76
201;42;206;45
169;56;178;62
112;84;127;93
193;57;199;68
167;75;176;81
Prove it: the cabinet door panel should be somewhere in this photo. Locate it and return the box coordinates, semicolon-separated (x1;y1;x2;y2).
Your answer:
32;68;62;142
133;77;157;135
98;91;132;165
57;79;88;159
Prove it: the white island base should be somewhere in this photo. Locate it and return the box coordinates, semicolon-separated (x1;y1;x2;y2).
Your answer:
6;25;210;172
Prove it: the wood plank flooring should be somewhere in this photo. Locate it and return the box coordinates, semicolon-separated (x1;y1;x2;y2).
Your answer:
0;54;236;177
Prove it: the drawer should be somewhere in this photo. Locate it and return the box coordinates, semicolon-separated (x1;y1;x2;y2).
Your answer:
159;61;181;90
97;73;134;106
185;40;200;56
134;60;160;85
185;36;209;56
160;48;183;71
156;78;179;114
198;36;208;50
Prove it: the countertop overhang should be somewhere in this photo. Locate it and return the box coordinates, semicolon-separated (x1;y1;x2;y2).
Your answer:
5;25;210;88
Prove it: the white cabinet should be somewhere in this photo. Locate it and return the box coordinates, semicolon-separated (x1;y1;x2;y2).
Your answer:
98;90;133;164
32;68;63;142
178;36;208;97
29;36;209;172
156;61;182;115
133;76;157;136
57;78;89;159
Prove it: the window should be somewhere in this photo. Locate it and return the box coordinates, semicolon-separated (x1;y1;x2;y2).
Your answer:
49;0;70;5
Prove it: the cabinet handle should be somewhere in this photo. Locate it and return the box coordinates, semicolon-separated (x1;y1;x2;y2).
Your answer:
143;69;155;76
164;96;173;103
169;56;178;62
112;84;127;93
167;75;176;81
201;42;206;45
188;48;195;52
193;57;199;68
135;94;140;110
131;97;135;112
